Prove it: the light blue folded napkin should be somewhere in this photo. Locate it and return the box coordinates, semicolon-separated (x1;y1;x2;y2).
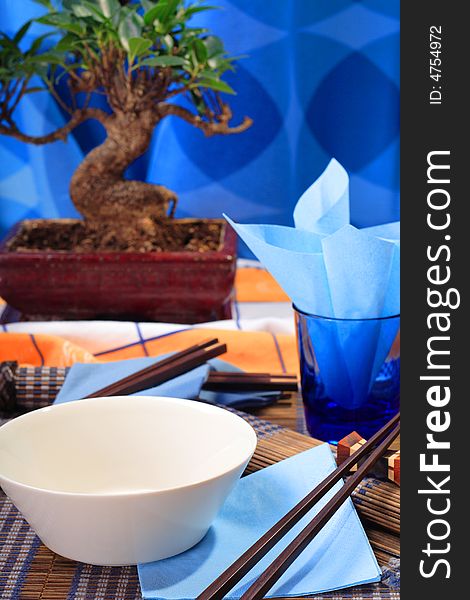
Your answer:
225;159;400;409
138;444;381;599
54;356;280;409
199;389;279;409
54;357;208;404
226;159;399;320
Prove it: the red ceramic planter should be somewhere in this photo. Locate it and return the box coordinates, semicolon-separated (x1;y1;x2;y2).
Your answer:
0;219;237;323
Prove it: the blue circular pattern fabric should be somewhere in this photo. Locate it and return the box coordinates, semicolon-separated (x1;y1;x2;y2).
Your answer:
307;52;400;172
0;0;399;254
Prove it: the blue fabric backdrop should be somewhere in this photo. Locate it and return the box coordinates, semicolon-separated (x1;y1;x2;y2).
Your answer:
0;1;399;256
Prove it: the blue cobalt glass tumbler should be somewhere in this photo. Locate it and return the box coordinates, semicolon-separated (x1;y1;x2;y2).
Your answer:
295;307;400;444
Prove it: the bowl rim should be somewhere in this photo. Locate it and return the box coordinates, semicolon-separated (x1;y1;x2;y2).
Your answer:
0;396;258;498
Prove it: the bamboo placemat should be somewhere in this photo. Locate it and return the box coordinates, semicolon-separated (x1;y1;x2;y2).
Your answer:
0;366;400;600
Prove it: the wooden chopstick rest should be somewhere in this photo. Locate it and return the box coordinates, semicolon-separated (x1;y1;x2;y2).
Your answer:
387;450;401;485
337;430;401;486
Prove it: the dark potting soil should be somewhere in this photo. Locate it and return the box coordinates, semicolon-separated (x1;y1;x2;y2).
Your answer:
6;219;223;253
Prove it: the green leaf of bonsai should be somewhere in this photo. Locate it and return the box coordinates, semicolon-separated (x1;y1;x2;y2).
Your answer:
29;32;55;55
118;11;144;51
140;55;186;67
55;33;79;52
143;3;167;27
13;21;32;44
185;5;219;18
78;1;107;22
96;0;121;18
30;51;66;66
69;5;95;18
160;0;181;23
37;13;86;36
140;0;155;11
194;77;235;94
193;38;208;63
143;0;179;26
204;35;224;58
128;37;152;61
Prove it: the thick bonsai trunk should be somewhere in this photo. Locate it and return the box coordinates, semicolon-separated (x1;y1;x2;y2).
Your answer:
70;111;177;242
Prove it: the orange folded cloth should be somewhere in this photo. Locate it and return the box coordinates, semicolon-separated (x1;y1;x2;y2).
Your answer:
0;330;299;374
235;268;289;302
0;333;97;367
105;328;299;374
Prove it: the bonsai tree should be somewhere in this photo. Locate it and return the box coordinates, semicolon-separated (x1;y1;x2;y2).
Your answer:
0;0;251;245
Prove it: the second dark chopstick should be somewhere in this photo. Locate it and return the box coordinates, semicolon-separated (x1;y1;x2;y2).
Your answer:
86;338;227;398
203;372;298;392
196;412;400;600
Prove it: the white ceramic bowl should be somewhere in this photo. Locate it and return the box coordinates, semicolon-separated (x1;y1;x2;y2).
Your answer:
0;396;257;565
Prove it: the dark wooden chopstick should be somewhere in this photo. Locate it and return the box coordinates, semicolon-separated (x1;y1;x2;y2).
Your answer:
208;372;296;379
86;338;227;398
203;372;298;392
196;412;400;600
